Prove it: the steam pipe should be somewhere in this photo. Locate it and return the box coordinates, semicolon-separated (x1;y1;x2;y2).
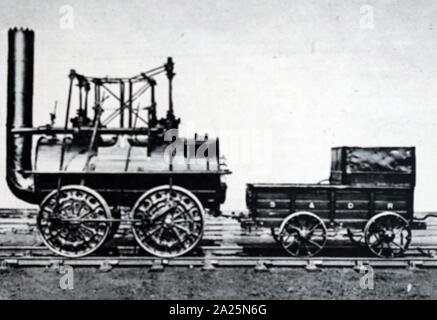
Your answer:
6;28;38;203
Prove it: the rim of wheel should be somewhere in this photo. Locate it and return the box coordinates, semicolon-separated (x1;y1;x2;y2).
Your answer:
37;185;112;258
131;185;204;258
278;211;327;257
364;211;411;258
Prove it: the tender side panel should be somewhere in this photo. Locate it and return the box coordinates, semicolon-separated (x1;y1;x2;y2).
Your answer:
248;187;333;226
252;188;291;223
294;189;330;219
373;189;412;218
335;190;370;219
246;184;414;228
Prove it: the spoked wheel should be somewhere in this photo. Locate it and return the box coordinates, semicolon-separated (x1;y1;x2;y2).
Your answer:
37;185;112;258
131;185;204;258
278;211;327;257
364;211;411;258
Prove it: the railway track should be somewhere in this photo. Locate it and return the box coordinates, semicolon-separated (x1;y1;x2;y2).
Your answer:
1;253;437;270
0;242;437;270
1;209;437;269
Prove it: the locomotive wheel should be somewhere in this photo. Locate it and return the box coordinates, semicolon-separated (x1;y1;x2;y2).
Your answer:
37;185;112;258
278;211;327;257
364;212;411;258
131;185;204;258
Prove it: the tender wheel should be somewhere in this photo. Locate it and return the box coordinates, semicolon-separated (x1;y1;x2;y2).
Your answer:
278;211;327;257
364;211;411;258
37;185;112;258
131;185;204;258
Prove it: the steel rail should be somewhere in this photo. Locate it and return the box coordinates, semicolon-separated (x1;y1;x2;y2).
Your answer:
1;255;437;269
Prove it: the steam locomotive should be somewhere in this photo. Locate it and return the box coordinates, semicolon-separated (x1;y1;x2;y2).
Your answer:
5;28;427;259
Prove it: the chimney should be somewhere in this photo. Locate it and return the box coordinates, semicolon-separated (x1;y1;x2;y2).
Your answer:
6;28;37;203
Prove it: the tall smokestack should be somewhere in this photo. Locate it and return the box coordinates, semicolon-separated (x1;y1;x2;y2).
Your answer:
6;28;37;203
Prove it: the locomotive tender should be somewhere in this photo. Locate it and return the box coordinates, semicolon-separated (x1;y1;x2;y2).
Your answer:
4;28;428;259
247;147;426;257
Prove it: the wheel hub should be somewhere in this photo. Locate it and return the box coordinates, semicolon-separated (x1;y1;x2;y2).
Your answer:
382;230;395;242
163;215;174;228
298;228;310;239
